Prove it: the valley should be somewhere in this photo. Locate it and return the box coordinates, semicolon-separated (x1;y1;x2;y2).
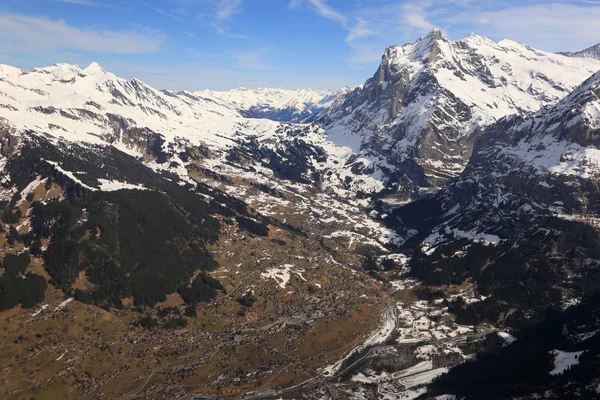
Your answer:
0;28;599;400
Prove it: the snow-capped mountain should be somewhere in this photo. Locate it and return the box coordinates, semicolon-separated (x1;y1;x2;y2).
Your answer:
384;69;600;323
322;29;600;199
0;62;384;200
200;87;351;122
0;62;282;152
382;59;600;400
559;42;600;60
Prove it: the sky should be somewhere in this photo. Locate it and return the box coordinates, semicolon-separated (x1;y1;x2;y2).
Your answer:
0;0;599;91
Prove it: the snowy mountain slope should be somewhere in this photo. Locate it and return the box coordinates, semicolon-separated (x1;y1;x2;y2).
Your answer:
322;29;600;199
0;62;386;200
201;87;352;122
0;62;291;152
380;69;600;325
559;42;600;60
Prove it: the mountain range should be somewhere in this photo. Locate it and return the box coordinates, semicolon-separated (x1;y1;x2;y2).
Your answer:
0;31;600;399
323;29;600;199
201;87;352;123
559;42;600;60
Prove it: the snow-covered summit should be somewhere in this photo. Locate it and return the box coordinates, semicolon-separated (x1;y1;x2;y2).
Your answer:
321;29;600;198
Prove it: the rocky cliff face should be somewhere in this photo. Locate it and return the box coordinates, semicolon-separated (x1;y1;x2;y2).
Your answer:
322;30;600;200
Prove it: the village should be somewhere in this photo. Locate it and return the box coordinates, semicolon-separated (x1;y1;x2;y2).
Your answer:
0;224;389;399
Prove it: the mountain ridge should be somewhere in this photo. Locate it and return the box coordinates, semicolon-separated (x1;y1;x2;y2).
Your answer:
559;42;600;60
201;86;353;123
321;30;600;200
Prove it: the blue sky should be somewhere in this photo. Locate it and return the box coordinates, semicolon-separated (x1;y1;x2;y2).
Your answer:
0;0;599;90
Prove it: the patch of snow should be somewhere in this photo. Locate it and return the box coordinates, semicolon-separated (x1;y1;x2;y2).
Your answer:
550;350;584;375
31;304;49;317
498;331;517;345
260;264;302;289
97;179;147;192
55;298;74;311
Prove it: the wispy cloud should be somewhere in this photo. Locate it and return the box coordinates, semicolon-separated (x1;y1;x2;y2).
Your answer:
306;0;347;25
290;0;383;64
216;0;244;21
51;0;102;5
346;18;375;43
468;3;600;51
137;0;187;23
289;0;347;24
400;4;436;34
288;0;303;10
235;51;270;70
0;13;164;54
210;22;249;39
208;0;248;39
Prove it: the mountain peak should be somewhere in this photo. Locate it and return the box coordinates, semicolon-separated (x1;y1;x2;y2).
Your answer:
420;28;444;41
413;28;446;53
461;32;496;46
83;62;108;76
380;28;449;70
0;64;22;78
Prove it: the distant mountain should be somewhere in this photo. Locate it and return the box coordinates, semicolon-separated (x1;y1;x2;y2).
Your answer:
0;62;380;198
321;29;600;199
199;87;352;122
0;61;277;151
559;42;600;60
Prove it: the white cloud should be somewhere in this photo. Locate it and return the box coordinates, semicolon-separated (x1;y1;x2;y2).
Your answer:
288;0;303;10
209;0;248;39
306;0;347;25
0;13;163;54
137;0;187;23
216;0;244;21
400;4;436;33
346;19;375;43
468;3;600;51
210;23;249;39
52;0;102;5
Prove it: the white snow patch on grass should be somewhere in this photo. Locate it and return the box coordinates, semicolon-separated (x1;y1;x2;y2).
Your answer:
31;304;49;317
260;264;301;289
55;298;74;312
97;179;148;192
18;176;47;204
398;367;448;388
45;161;98;191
